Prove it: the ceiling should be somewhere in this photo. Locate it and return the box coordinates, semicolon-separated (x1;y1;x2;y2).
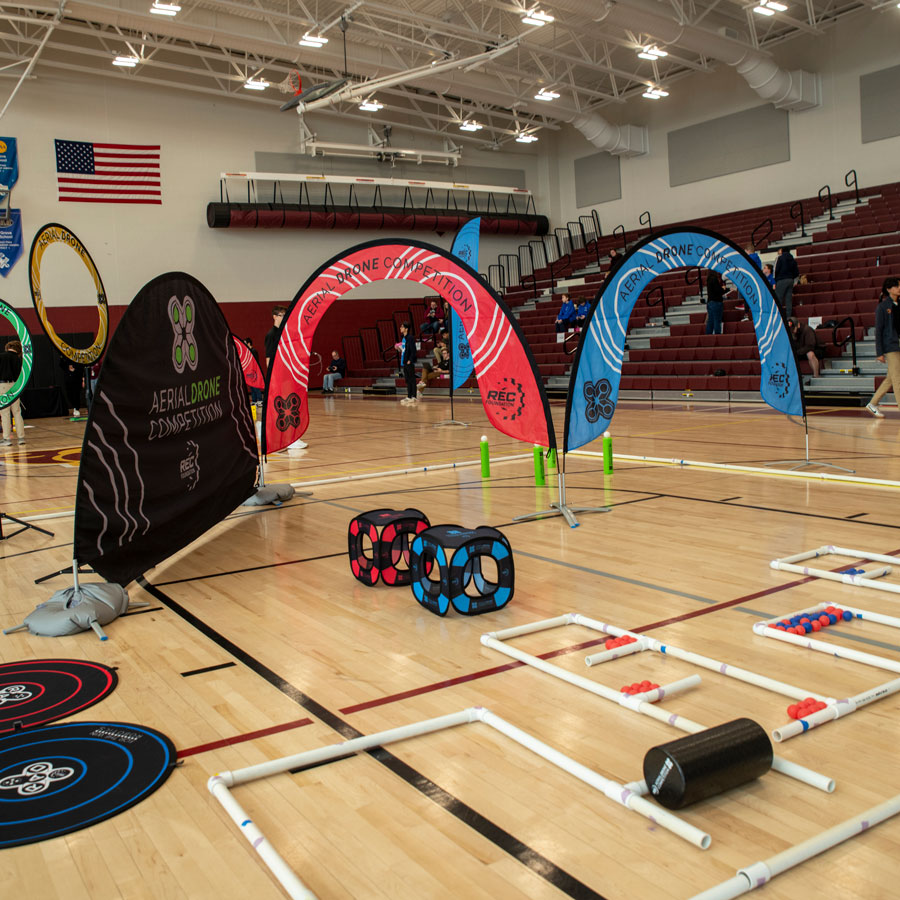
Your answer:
1;0;890;150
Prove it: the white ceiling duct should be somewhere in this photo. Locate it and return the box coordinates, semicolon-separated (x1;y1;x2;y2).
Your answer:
583;0;821;110
63;0;648;155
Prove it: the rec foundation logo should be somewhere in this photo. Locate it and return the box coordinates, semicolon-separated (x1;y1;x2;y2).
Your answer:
485;377;525;421
274;393;303;431
767;361;791;400
179;440;200;490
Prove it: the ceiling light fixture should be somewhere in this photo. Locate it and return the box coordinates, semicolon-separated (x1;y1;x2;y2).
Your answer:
516;133;538;143
149;1;180;15
243;78;269;90
642;86;669;99
521;9;554;26
358;98;383;111
534;88;559;101
753;0;787;14
459;120;483;131
637;45;667;60
112;55;139;67
299;33;329;47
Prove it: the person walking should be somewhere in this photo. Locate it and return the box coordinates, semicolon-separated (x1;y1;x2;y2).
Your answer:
774;247;800;319
866;276;900;417
705;271;725;335
0;340;25;446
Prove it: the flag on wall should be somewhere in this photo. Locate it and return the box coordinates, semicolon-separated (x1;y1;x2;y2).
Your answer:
55;139;161;204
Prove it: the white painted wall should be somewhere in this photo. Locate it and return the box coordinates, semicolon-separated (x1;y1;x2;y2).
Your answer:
2;72;542;310
552;12;900;233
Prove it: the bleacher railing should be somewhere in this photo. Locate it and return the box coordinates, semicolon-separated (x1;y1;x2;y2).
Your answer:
613;224;626;249
790;200;806;238
845;169;860;205
831;317;859;376
639;210;653;235
818;184;835;221
646;284;667;324
751;217;773;250
685;266;705;300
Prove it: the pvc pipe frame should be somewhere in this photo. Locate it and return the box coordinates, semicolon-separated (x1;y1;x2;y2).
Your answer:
208;706;710;900
569;450;900;489
755;600;900;741
690;792;900;900
771;544;900;596
481;614;834;794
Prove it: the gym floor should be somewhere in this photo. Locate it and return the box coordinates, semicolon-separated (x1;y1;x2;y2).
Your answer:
2;395;900;899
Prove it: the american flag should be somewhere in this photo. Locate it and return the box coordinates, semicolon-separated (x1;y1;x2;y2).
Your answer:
55;139;161;204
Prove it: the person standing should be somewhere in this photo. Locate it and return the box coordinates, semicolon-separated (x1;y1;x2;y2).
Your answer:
745;244;762;271
705;271;725;335
243;338;263;404
398;321;417;405
59;354;84;417
0;340;25;446
774;247;800;319
322;350;346;393
866;276;900;417
265;306;287;370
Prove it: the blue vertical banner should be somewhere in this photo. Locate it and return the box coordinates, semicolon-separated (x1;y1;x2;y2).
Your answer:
0;138;17;190
0;209;23;276
564;227;803;453
449;218;478;389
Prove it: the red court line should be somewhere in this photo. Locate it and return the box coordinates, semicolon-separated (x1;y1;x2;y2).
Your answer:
340;548;899;715
177;717;313;758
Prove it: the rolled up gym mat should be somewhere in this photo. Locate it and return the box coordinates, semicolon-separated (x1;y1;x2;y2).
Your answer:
643;718;773;810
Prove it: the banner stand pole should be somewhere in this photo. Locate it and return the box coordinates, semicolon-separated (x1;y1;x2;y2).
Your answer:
513;452;609;528
72;558;81;592
434;313;468;428
764;414;854;473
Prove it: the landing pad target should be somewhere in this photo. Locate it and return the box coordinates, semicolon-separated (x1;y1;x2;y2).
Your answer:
0;721;176;847
0;659;117;734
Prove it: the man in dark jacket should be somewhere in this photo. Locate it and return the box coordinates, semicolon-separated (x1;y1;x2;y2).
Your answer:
866;276;900;417
774;247;800;318
787;318;823;382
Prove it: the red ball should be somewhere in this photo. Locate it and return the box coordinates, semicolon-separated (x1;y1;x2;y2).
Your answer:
787;705;799;719
811;621;821;632
818;615;830;626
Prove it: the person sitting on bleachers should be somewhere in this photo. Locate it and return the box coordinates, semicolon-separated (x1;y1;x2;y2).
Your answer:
417;347;451;398
787;318;823;383
554;293;576;333
575;298;590;331
420;300;445;338
762;264;776;289
608;248;625;278
322;350;346;393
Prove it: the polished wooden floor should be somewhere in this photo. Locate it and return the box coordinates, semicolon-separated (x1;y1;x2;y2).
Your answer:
3;395;900;900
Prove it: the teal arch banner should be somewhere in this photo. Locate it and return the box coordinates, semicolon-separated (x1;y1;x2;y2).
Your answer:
564;227;803;453
0;298;33;410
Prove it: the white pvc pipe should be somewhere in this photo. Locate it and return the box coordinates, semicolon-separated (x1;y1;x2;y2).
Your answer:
753;621;900;674
481;633;833;793
836;603;900;629
208;778;317;900
576;614;824;702
484;614;576;642
478;708;711;849
569;450;900;489
771;560;896;591
690;793;900;900
288;453;532;489
631;675;701;703
772;675;900;742
820;545;900;566
584;638;650;666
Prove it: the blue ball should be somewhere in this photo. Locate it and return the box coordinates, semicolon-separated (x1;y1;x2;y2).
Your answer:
803;622;813;633
828;614;838;624
842;610;853;621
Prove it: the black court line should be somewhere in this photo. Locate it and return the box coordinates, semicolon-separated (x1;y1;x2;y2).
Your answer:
137;578;607;900
0;542;69;559
845;513;868;519
181;662;237;677
155;550;347;586
719;496;741;502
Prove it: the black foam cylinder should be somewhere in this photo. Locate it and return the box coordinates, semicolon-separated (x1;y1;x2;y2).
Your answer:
642;718;773;810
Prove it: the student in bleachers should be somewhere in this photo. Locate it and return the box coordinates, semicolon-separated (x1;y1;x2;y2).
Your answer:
762;264;776;289
322;350;346;393
420;300;445;338
705;271;725;335
575;297;590;331
745;244;762;270
608;248;624;278
787;318;823;383
774;247;800;318
554;293;576;333
865;276;900;418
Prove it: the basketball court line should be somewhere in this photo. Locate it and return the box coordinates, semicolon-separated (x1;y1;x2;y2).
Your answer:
138;578;608;900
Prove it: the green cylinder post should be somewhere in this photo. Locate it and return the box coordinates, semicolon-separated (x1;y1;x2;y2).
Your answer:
603;431;613;474
480;434;491;479
533;444;546;486
547;448;557;470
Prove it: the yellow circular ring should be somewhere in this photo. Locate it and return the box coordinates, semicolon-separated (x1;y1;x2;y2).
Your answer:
29;223;109;365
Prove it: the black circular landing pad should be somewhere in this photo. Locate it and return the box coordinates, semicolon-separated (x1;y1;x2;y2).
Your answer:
0;721;176;847
0;659;118;734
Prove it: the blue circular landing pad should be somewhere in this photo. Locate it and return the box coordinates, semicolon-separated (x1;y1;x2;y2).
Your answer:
0;721;176;847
